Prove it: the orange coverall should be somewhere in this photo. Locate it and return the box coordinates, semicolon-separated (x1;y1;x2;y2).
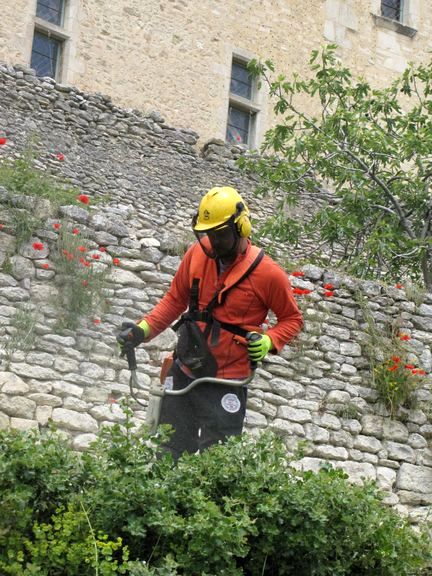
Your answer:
141;240;303;378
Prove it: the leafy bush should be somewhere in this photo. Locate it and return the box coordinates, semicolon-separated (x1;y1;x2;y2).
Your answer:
0;410;430;575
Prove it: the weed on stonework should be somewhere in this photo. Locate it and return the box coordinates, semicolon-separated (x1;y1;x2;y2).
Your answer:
356;291;427;417
0;414;430;576
52;225;110;330
2;305;38;367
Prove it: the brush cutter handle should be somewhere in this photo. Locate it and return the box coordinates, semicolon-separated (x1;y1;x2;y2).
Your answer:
163;371;255;396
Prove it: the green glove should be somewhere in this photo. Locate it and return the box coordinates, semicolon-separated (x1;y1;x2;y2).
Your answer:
137;320;151;339
247;333;273;362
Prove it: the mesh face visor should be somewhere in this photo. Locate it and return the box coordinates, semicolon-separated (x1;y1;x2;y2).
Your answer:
193;217;239;260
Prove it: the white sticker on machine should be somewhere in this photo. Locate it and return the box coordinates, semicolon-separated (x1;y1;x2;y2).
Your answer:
163;376;174;390
221;393;241;413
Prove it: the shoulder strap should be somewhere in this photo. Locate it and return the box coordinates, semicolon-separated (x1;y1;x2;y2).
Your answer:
206;248;264;315
172;248;264;335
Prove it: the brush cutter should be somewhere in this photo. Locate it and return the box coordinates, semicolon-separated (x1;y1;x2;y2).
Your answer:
118;326;258;434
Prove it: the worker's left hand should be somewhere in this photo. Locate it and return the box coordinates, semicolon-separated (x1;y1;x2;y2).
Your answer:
247;332;273;362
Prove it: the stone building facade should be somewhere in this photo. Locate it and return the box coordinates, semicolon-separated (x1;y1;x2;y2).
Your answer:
0;63;432;524
1;0;431;146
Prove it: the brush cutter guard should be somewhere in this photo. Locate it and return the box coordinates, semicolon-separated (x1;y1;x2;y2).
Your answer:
119;336;258;434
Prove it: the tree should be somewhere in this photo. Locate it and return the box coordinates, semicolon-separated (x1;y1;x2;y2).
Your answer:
240;45;432;288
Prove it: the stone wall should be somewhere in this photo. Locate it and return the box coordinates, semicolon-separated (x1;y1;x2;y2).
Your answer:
1;1;431;145
0;63;431;525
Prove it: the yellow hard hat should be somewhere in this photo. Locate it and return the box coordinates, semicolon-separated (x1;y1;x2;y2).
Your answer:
193;186;251;237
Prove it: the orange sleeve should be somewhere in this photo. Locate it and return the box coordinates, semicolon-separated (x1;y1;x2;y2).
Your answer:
258;258;303;352
139;244;194;338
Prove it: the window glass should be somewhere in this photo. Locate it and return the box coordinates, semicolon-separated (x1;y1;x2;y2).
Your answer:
226;106;251;145
36;0;64;26
31;31;60;78
381;0;401;21
230;61;252;100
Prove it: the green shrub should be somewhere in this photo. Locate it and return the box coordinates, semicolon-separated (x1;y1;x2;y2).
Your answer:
0;413;430;575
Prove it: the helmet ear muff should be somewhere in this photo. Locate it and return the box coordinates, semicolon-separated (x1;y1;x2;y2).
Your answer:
235;202;252;238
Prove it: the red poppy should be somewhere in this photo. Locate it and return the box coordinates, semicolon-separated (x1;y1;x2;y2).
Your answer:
0;138;7;145
41;263;50;269
32;242;44;251
400;334;410;341
56;153;65;161
291;271;305;277
324;291;334;297
417;369;426;375
72;228;79;235
93;318;101;325
0;224;3;230
387;365;398;372
411;369;418;374
112;257;120;266
53;222;61;230
77;246;87;252
98;246;107;252
293;288;311;296
77;194;90;205
324;283;334;290
391;356;401;363
404;364;415;370
91;254;100;260
82;280;89;287
395;283;403;289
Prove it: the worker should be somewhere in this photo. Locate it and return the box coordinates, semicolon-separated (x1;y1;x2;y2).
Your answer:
118;186;303;460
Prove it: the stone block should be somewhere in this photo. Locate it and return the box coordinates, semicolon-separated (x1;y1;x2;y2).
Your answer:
0;371;29;394
52;408;98;432
397;463;432;493
0;394;36;418
354;434;382;453
277;406;311;423
10;417;38;430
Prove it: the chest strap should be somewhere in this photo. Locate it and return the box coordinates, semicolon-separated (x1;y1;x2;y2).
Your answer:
172;249;264;341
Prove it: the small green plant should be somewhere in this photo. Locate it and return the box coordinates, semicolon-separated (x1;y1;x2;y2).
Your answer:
373;356;425;417
3;305;38;366
0;145;78;208
7;207;43;249
52;225;110;330
334;402;362;420
356;291;427;417
404;278;427;308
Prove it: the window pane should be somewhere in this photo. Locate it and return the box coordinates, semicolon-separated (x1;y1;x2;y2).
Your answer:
226;106;251;145
31;31;60;78
381;0;401;20
230;61;252;100
36;0;64;25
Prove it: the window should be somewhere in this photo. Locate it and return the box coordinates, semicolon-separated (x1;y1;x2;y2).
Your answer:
226;58;260;147
381;0;402;21
31;0;67;79
36;0;64;26
31;31;61;78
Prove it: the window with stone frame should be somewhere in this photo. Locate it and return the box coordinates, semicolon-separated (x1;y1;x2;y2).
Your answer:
31;31;62;78
31;0;67;79
226;58;260;148
381;0;403;21
36;0;65;26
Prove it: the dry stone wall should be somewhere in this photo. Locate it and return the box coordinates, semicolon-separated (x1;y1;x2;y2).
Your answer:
0;63;432;524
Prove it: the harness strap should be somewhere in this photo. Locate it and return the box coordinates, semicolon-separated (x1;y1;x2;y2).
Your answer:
172;249;265;339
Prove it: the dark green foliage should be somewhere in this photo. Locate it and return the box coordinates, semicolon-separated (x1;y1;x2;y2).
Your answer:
0;410;430;575
241;46;432;288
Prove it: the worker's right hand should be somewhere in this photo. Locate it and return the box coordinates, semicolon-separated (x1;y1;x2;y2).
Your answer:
117;320;150;350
